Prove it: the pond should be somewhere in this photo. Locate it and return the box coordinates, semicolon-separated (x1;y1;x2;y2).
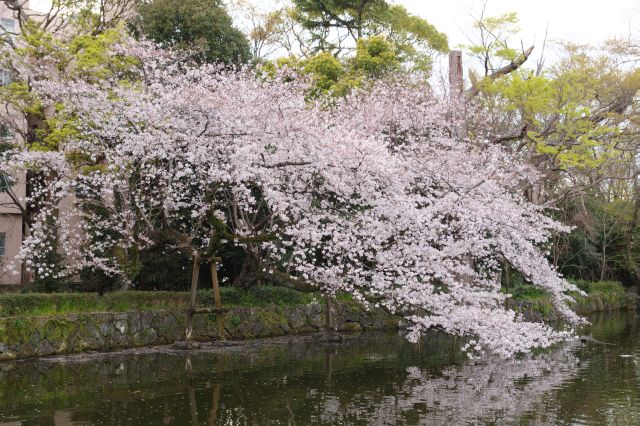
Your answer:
0;311;639;425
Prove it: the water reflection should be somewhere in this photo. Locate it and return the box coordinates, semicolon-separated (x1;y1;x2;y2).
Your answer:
0;311;638;425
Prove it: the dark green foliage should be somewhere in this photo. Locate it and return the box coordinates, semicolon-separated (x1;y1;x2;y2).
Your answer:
76;268;119;294
135;243;192;291
554;196;638;285
291;0;447;61
557;228;602;281
131;0;251;66
198;286;316;307
293;0;388;40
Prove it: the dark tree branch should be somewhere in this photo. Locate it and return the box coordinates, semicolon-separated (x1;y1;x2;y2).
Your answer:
466;45;535;98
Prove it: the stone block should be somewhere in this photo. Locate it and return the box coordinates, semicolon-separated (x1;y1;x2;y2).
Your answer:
288;308;307;330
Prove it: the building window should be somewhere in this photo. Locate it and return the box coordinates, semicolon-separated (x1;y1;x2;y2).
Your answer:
0;233;5;257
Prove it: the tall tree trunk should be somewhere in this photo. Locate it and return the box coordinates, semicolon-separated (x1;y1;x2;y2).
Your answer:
186;253;201;340
601;244;607;281
503;260;510;310
210;259;225;340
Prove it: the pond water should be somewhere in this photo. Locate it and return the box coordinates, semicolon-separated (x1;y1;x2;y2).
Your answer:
1;311;639;425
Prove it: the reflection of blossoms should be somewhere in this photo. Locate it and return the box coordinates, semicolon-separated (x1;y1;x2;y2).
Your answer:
0;336;587;424
2;39;584;356
316;342;582;424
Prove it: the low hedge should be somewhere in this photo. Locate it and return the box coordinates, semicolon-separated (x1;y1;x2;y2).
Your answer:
0;287;317;318
0;291;190;318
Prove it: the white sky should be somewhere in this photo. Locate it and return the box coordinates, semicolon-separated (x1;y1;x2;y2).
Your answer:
30;0;640;45
395;0;640;83
29;0;640;42
398;0;639;49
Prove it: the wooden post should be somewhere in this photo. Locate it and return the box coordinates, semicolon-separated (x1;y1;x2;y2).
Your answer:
210;259;225;340
504;260;510;310
448;50;463;95
210;383;221;425
324;295;334;331
186;253;201;340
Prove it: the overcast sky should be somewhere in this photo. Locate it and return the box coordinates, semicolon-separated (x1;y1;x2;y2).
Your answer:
398;0;639;48
394;0;639;81
30;0;639;45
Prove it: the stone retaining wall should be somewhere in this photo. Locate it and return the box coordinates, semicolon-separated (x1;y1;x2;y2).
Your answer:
1;292;636;361
0;301;400;360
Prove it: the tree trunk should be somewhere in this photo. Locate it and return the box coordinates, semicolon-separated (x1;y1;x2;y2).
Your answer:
503;261;510;310
527;183;544;205
324;295;334;331
185;253;201;340
210;259;225;340
232;252;260;288
601;245;607;281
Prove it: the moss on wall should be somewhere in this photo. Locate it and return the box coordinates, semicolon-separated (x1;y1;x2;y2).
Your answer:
0;301;399;361
0;283;635;361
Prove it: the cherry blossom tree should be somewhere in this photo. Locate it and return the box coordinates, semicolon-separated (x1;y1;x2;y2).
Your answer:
1;40;585;356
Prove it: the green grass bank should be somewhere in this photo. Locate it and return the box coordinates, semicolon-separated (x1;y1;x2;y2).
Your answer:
506;280;637;322
0;280;635;320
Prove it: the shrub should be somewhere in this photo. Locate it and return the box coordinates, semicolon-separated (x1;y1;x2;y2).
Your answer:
569;279;625;295
0;287;316;317
198;286;313;307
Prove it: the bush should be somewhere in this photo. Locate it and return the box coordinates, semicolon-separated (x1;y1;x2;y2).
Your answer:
569;279;625;295
135;243;192;291
0;287;317;317
0;291;190;317
508;284;547;300
501;269;546;300
503;267;627;300
198;286;314;307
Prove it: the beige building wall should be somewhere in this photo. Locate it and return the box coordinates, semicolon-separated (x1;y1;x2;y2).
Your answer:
0;214;23;285
0;171;26;286
0;5;25;286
